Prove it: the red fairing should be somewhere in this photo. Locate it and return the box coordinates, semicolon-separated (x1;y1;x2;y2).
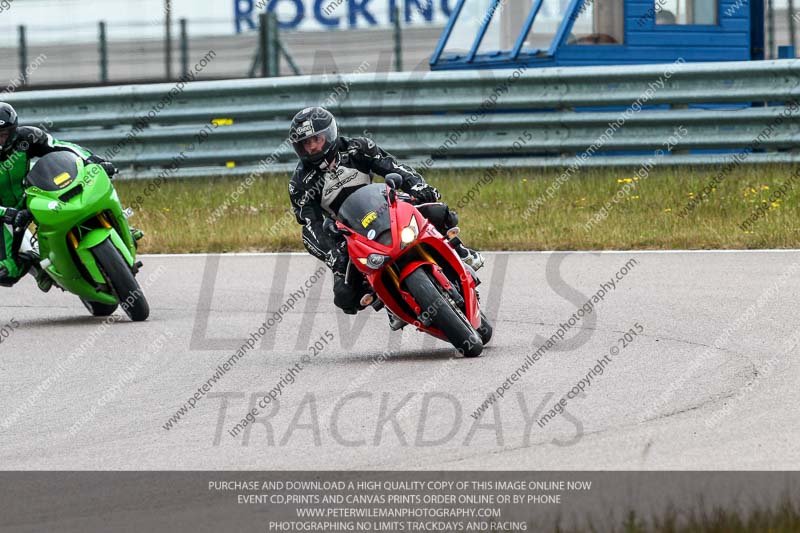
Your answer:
337;187;480;341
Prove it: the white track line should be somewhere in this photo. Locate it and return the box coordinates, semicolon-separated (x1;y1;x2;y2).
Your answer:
140;249;800;258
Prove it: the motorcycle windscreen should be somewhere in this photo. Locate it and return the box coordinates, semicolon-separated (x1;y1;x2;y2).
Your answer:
26;152;81;191
337;183;392;241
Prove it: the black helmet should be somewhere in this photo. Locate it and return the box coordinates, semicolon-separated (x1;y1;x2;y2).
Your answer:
289;107;339;169
0;103;18;155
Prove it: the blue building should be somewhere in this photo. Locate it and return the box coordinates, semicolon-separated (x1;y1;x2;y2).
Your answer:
430;0;765;69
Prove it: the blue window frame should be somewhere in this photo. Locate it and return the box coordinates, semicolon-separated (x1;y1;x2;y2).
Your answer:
431;0;589;65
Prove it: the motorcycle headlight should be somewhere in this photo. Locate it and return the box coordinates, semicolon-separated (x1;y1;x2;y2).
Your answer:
400;215;419;247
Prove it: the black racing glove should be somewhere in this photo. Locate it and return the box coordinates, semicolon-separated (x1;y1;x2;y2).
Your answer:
327;240;349;274
3;208;32;232
100;161;118;178
409;183;440;203
87;155;117;178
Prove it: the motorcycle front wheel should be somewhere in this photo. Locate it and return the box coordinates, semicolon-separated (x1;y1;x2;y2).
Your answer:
404;268;483;357
91;239;149;322
80;297;118;317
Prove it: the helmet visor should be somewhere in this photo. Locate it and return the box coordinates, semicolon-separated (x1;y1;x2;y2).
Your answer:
291;121;338;160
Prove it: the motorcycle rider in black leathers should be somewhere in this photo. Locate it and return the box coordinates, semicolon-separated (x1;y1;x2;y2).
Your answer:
288;107;484;320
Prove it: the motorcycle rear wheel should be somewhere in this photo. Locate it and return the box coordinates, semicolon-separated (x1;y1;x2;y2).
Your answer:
404;268;483;357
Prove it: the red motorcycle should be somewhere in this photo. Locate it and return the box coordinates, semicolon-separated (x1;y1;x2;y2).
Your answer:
324;174;492;357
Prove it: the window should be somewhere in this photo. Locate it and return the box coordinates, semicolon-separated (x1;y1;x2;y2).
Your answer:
439;0;497;57
517;0;569;52
477;1;532;54
436;0;626;61
567;1;625;45
655;0;718;25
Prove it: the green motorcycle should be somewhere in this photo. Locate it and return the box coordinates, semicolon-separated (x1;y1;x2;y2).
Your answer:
20;151;149;321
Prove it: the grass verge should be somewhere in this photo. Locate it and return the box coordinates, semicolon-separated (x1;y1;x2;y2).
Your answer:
544;496;800;532
115;164;800;254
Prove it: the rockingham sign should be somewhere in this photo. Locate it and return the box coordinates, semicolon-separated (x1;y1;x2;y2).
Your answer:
234;0;453;32
0;0;449;46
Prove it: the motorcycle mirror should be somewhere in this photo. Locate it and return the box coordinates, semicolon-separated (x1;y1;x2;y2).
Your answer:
385;173;403;189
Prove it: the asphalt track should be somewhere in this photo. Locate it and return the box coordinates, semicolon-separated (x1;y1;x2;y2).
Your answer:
1;250;799;473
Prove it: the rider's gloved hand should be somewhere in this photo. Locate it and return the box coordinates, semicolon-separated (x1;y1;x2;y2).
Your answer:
99;161;117;178
409;183;440;203
325;247;347;274
3;207;32;232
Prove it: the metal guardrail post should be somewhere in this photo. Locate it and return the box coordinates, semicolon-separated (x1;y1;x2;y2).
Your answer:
180;18;189;78
393;6;403;72
18;25;27;86
98;21;108;83
768;0;775;59
165;0;173;80
268;11;279;77
259;12;280;77
259;13;269;77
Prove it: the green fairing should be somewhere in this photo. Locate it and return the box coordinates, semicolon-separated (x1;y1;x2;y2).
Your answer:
26;155;138;305
0;138;90;210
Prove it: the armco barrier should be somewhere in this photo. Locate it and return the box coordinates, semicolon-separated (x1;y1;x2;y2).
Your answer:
5;59;800;178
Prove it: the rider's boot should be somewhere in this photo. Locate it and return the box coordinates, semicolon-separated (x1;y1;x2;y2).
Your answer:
387;309;407;331
130;227;144;248
32;265;52;293
0;266;12;287
451;237;485;271
0;255;30;288
18;252;51;292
